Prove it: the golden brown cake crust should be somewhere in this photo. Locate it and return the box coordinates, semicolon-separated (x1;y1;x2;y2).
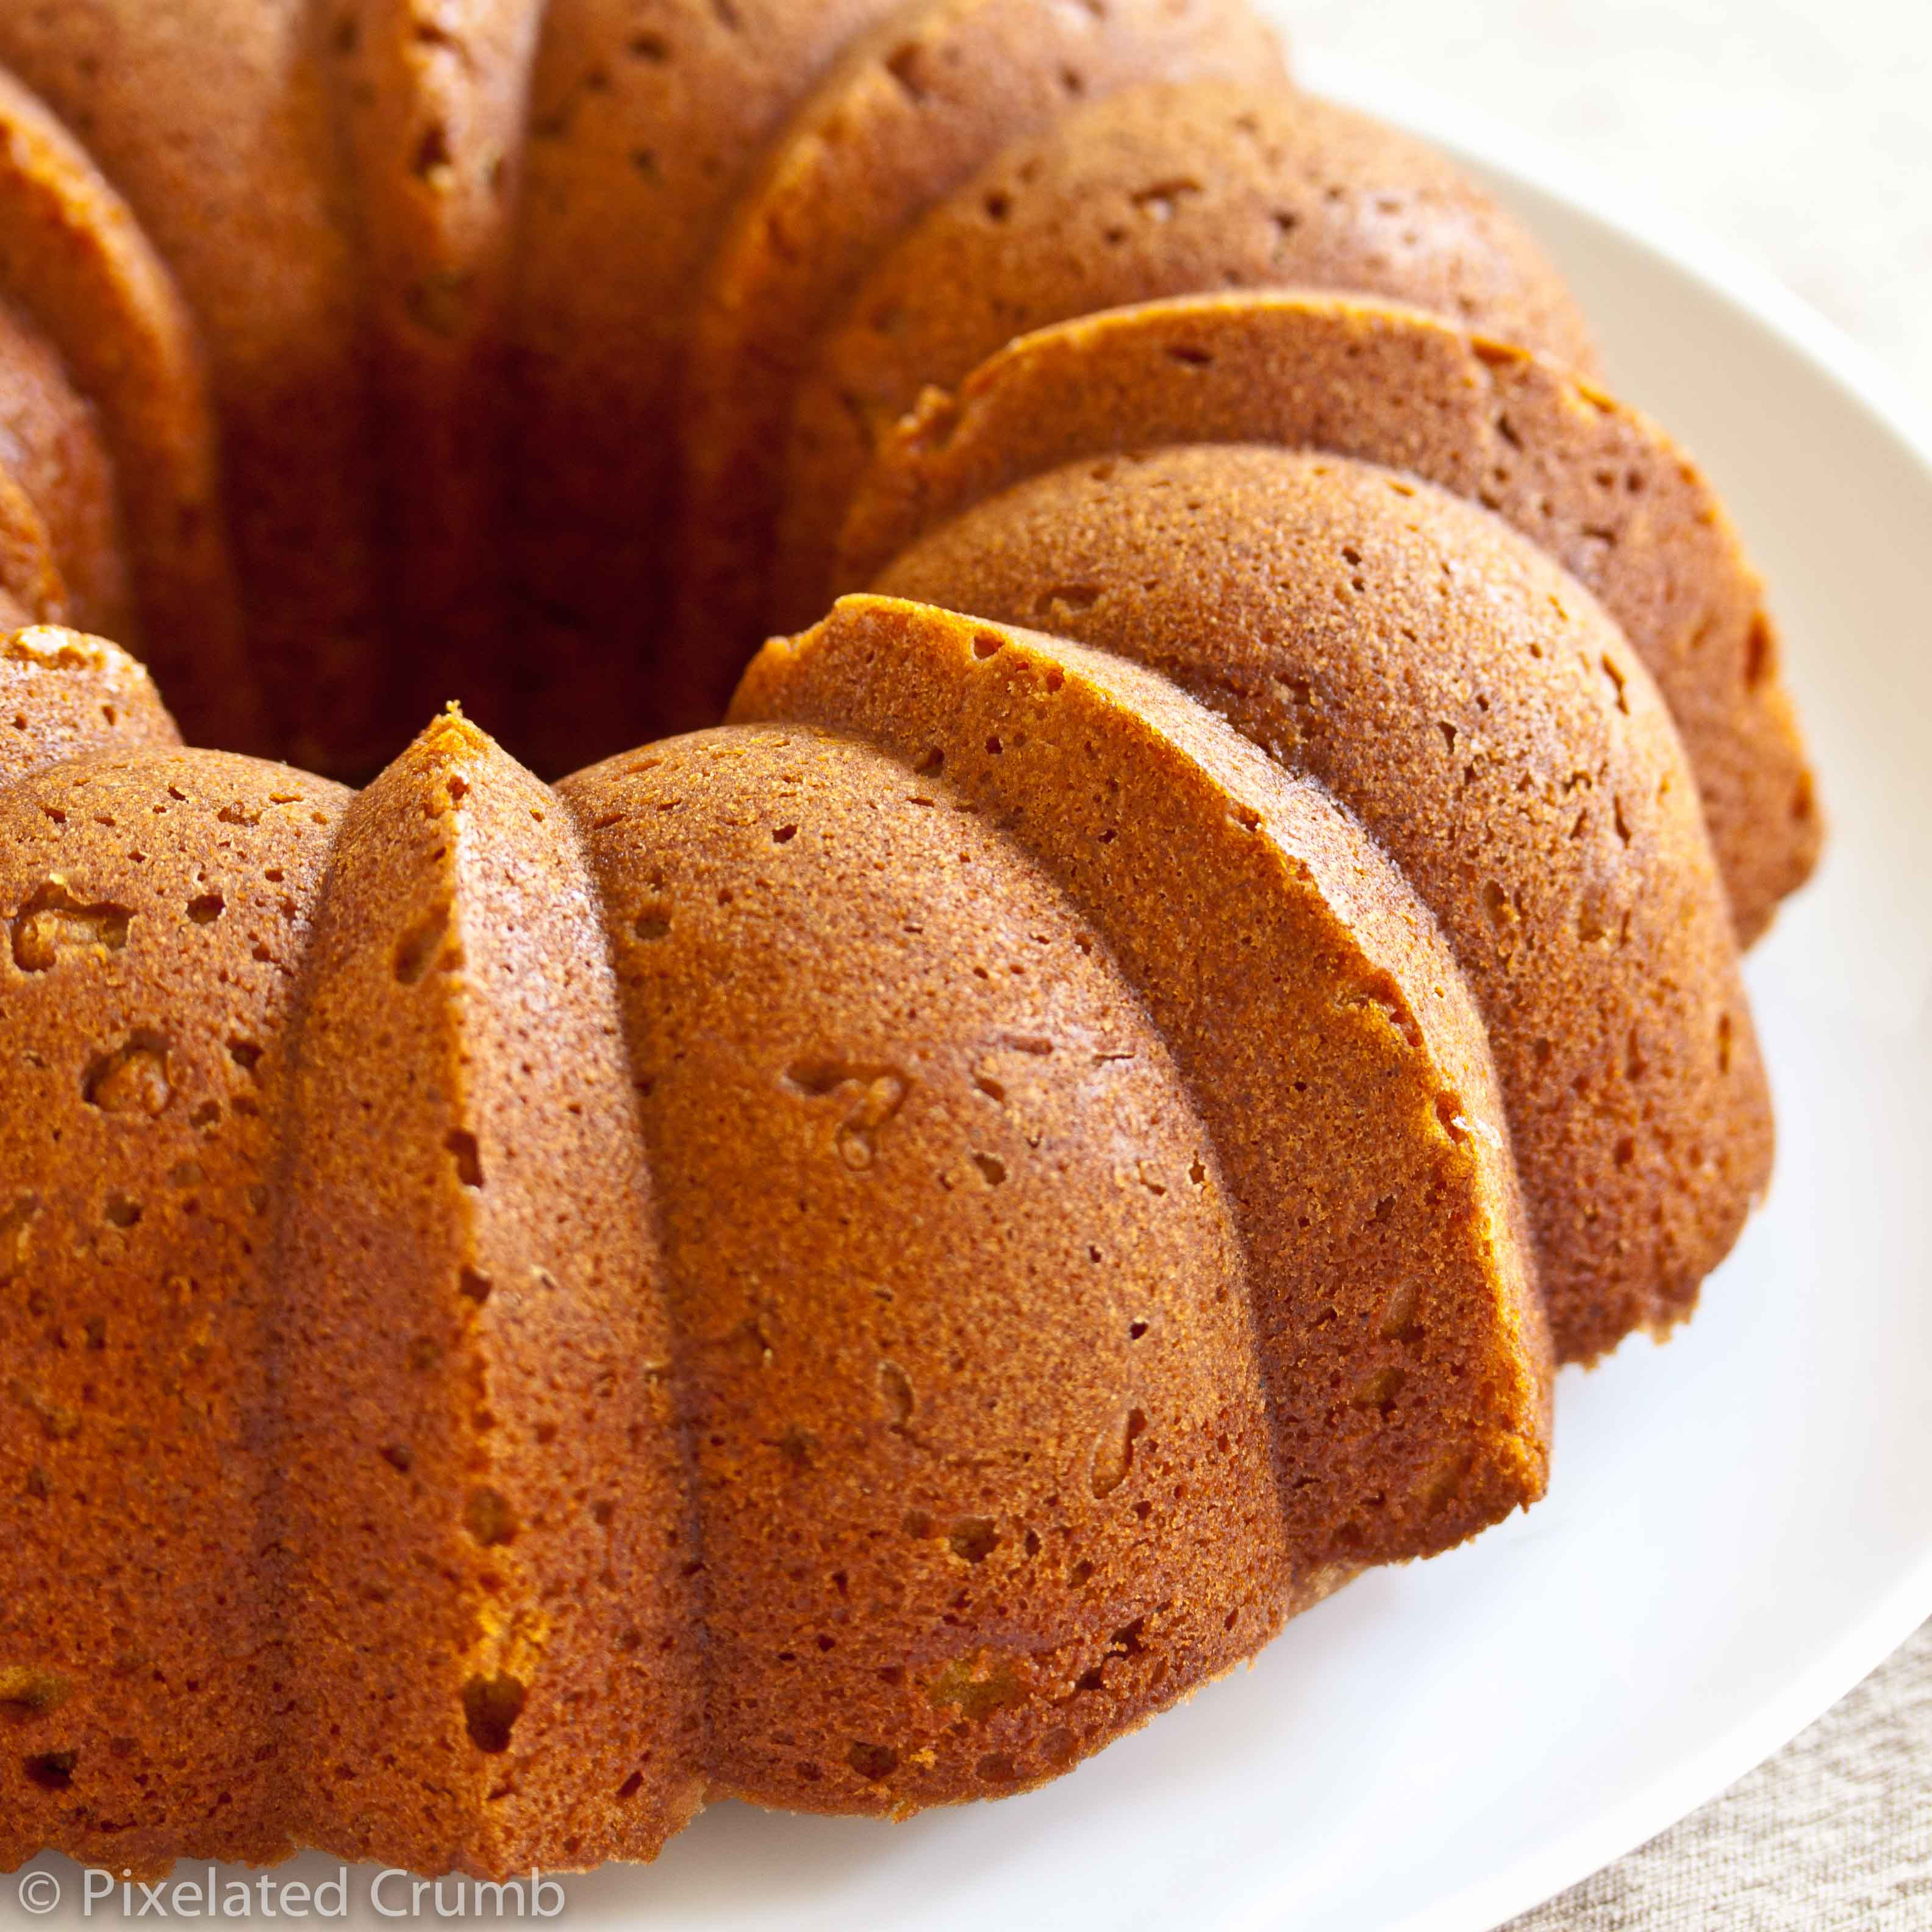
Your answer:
0;459;64;634
871;453;1775;1362
4;596;1553;1865
774;78;1599;628
665;0;1287;728
841;291;1820;942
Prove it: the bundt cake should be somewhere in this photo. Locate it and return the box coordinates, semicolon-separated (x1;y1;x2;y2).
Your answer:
0;0;1819;1890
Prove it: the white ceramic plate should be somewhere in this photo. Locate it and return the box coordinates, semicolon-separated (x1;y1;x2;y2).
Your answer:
13;46;1932;1932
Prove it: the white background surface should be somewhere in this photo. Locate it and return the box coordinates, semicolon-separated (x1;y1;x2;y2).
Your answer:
1289;0;1932;404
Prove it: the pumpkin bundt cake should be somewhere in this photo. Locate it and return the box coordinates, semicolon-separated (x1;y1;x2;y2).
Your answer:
0;0;1817;1889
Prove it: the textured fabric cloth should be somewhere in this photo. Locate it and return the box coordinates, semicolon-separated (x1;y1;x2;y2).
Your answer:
1501;1620;1932;1927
